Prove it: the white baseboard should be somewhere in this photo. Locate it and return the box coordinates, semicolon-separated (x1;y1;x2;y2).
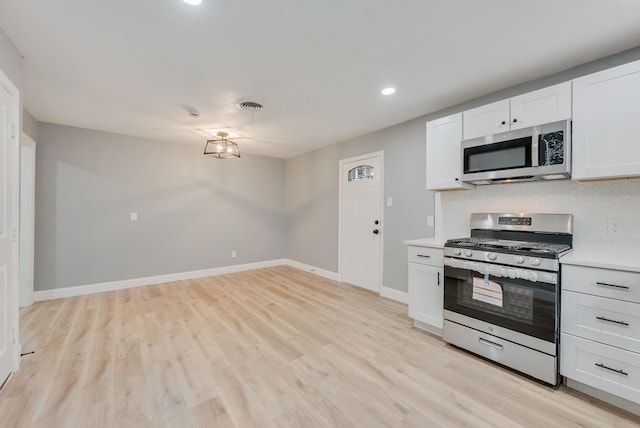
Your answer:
282;259;339;281
380;286;409;304
33;259;288;302
566;378;640;416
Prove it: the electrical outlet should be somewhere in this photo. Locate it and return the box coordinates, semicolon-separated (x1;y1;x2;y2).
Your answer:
231;250;237;258
386;197;393;207
607;219;621;236
130;212;138;221
427;216;434;227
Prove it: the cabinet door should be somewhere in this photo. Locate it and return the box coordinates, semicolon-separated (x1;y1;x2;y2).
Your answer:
426;113;470;190
573;60;640;180
408;262;443;330
510;82;571;130
462;99;509;140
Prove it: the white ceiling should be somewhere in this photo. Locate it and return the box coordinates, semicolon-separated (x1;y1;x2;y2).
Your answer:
1;1;640;158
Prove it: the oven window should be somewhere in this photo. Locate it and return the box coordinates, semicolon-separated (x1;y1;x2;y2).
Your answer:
464;137;532;174
459;276;534;324
444;266;556;343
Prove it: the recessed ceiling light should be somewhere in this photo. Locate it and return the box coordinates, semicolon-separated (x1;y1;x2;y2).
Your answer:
381;87;396;96
182;0;202;5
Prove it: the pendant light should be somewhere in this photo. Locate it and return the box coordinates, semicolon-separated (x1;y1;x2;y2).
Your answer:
203;132;241;159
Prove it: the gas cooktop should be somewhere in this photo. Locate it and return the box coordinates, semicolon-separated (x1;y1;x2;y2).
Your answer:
446;237;571;256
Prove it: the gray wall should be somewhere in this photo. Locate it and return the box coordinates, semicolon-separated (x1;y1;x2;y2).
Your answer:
22;109;38;141
0;27;22;91
35;123;286;291
285;118;433;292
284;44;640;293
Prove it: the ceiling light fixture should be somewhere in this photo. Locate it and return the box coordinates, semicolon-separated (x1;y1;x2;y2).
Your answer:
381;87;396;95
182;0;202;5
204;132;241;159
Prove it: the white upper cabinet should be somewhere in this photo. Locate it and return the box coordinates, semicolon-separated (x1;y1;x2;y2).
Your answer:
463;82;572;140
572;59;640;180
426;113;472;191
510;82;572;131
462;100;509;140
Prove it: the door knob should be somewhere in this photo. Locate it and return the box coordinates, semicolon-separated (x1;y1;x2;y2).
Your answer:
373;229;379;234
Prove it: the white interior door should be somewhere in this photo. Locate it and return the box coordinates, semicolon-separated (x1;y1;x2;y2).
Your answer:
339;152;383;293
20;133;35;307
0;81;16;385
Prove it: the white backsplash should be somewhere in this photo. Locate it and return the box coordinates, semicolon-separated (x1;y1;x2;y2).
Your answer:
435;178;640;252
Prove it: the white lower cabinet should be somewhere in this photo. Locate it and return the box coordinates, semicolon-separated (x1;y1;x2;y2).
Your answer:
408;246;444;334
561;264;640;405
561;333;640;404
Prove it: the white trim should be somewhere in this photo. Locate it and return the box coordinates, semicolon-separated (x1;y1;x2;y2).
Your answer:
337;150;385;293
0;68;21;373
283;258;339;281
566;378;640;416
33;259;287;302
380;286;408;304
19;132;35;308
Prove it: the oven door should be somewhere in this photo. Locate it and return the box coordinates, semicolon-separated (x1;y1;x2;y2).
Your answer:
443;258;557;343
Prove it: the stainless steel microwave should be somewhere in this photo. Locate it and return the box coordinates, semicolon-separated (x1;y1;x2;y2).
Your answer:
461;120;571;185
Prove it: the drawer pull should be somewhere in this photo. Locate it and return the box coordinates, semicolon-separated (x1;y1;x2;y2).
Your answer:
417;254;431;258
595;363;628;376
479;337;503;351
596;316;629;326
596;281;630;290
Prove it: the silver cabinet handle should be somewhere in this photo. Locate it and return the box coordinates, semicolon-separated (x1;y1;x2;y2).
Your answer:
417;254;431;258
478;337;503;350
596;281;630;290
596;316;629;326
595;363;628;376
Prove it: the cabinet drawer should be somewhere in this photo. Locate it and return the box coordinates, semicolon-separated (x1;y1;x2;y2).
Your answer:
562;265;640;303
562;290;640;353
408;246;443;266
561;333;640;404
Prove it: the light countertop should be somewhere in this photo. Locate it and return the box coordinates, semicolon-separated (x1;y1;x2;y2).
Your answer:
403;237;446;249
560;249;640;273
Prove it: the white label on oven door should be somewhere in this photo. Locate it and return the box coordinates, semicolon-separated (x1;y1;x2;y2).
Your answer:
472;275;503;307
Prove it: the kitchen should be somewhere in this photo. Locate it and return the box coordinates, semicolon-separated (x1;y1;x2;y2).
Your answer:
406;58;640;414
0;1;640;426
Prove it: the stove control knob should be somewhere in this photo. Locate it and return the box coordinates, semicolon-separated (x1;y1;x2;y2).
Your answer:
529;257;541;266
486;253;497;261
453;249;462;256
513;255;525;264
464;250;473;257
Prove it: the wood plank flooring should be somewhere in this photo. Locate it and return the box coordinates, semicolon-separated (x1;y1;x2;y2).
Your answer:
1;266;639;427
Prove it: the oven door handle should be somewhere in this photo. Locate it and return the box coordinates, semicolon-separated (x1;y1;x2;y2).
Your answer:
443;257;557;285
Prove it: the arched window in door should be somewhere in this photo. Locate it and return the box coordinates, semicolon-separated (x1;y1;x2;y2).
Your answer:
348;165;374;182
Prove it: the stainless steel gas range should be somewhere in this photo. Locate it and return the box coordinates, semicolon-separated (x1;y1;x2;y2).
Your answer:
443;213;573;385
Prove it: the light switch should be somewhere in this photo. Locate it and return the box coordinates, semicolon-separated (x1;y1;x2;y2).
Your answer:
386;197;393;207
130;212;138;221
427;216;434;227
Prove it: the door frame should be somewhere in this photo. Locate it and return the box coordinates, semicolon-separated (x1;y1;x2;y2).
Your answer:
0;67;21;372
337;150;384;293
20;132;35;308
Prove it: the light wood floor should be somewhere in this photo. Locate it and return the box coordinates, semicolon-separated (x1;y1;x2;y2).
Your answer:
1;266;638;427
